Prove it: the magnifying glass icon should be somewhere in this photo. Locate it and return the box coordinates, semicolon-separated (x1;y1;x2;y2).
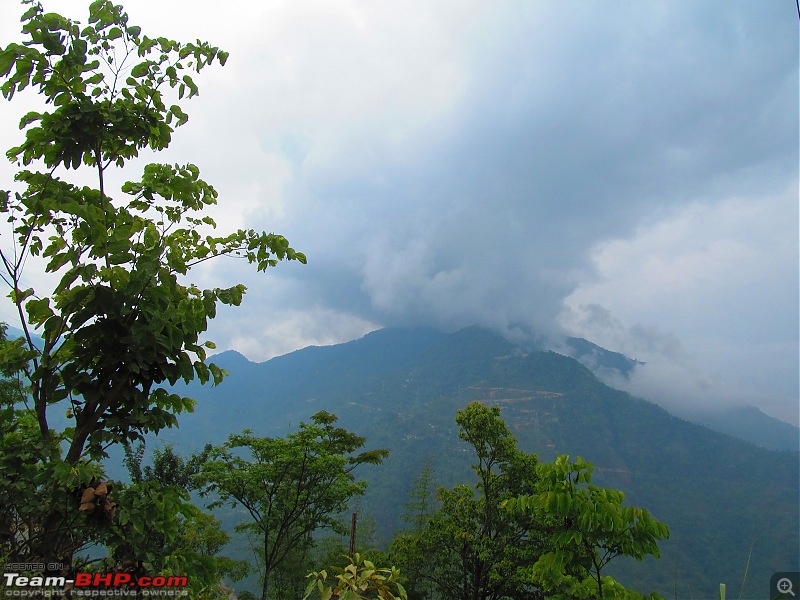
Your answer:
777;578;796;597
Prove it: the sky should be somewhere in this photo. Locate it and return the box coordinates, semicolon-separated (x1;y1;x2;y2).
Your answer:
0;1;798;425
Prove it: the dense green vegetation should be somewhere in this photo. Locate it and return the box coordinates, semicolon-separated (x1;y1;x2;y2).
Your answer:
0;2;796;600
169;328;797;599
0;0;302;596
387;402;668;600
389;402;544;599
197;412;388;600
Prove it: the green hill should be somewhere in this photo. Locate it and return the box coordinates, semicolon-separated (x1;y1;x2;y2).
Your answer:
156;325;799;598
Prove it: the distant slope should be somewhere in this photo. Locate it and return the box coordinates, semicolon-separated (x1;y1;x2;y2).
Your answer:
166;325;799;599
4;318;795;451
563;335;644;378
683;405;799;452
560;335;799;452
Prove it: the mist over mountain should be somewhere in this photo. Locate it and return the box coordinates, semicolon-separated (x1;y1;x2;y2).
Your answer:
4;319;797;596
156;325;799;599
680;405;800;454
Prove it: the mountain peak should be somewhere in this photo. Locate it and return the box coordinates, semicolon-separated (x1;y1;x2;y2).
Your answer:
443;325;521;356
562;337;643;379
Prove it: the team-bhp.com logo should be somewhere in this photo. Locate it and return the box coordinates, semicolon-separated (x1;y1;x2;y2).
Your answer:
3;572;189;596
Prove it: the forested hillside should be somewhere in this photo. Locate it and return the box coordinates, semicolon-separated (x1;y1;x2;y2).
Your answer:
0;2;796;599
164;326;799;598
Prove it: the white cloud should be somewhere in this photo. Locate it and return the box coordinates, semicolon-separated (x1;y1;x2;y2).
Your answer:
217;307;379;362
0;1;796;425
562;186;799;424
564;187;798;346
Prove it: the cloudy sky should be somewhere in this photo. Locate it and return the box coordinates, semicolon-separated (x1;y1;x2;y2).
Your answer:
0;1;797;424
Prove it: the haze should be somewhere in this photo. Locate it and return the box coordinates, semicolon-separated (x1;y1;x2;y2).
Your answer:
0;1;797;425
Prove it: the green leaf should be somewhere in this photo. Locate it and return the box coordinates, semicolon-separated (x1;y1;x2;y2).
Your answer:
182;74;198;97
0;49;16;77
169;104;188;126
25;297;53;325
209;363;224;385
19;111;42;128
130;61;150;78
8;287;34;304
0;3;304;575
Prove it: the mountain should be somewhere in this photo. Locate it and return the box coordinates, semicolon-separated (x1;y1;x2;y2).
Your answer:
563;335;644;379
5;321;794;450
161;325;799;599
682;405;800;453
560;335;798;452
2;320;797;596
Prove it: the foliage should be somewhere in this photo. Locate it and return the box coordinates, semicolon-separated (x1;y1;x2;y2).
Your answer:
112;441;248;598
266;518;390;600
399;459;437;534
0;324;107;565
86;325;796;598
303;554;407;600
390;402;544;600
124;440;212;488
197;411;388;600
389;403;670;599
388;462;438;600
504;455;670;599
262;542;316;599
0;0;303;566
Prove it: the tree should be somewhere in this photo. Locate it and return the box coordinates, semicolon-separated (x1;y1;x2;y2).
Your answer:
0;323;108;569
390;402;545;600
124;440;213;488
387;461;438;600
304;554;408;600
399;459;437;534
504;455;670;599
197;411;389;600
0;0;304;568
113;442;248;599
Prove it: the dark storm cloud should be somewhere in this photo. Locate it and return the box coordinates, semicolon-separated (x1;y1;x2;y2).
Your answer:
252;1;796;343
2;1;793;421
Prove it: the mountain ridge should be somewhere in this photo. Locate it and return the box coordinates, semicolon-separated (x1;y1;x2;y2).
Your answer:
205;325;798;449
164;325;798;598
3;322;798;597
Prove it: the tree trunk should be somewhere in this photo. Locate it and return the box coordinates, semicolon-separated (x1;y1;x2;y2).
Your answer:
260;573;270;600
261;537;272;600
